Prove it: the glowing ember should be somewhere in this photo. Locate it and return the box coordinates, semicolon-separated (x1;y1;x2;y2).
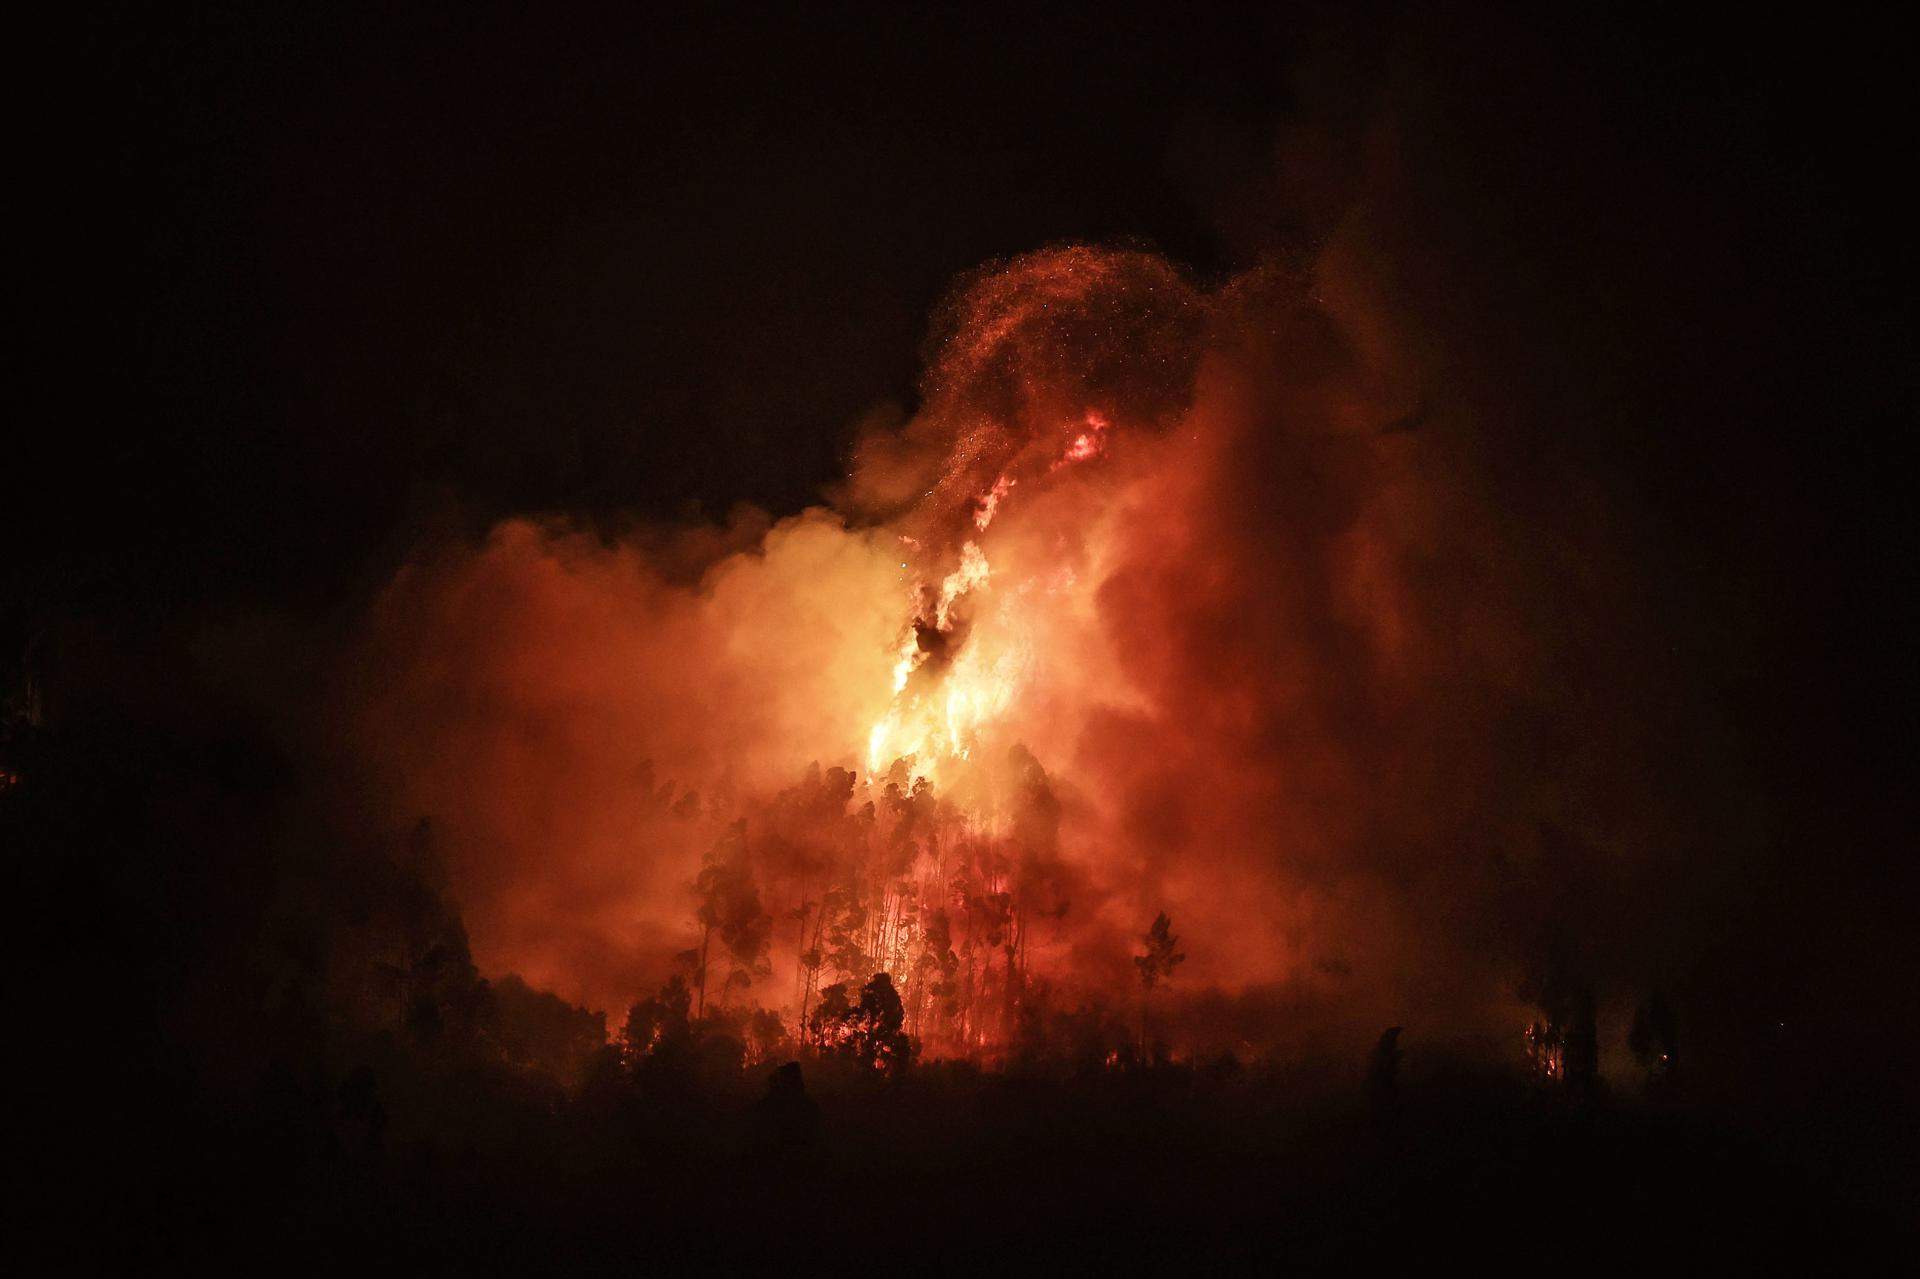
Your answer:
974;474;1015;531
1051;409;1109;470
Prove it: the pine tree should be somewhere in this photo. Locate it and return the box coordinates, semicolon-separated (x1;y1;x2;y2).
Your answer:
1134;912;1186;1058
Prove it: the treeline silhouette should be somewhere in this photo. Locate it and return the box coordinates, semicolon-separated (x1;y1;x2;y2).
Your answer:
5;706;1902;1270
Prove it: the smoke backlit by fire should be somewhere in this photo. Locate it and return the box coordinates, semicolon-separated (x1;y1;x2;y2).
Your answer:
347;241;1718;1062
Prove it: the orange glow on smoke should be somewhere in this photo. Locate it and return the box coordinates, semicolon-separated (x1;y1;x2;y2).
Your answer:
348;247;1397;1046
346;241;1683;1062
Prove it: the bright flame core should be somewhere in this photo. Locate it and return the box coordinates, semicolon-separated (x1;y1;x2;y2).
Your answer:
865;538;1027;786
861;410;1114;792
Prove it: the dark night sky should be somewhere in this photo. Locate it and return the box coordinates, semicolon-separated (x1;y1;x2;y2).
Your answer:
32;6;1910;602
42;6;1290;603
14;5;1917;1061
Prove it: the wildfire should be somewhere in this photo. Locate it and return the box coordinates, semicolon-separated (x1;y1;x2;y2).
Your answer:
860;410;1095;789
974;474;1015;531
1051;409;1109;471
356;244;1324;1061
865;534;1031;784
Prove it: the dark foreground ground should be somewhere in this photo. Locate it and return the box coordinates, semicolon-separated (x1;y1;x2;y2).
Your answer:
51;1049;1917;1272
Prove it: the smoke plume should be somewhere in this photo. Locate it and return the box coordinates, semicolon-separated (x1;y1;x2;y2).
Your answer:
345;220;1746;1060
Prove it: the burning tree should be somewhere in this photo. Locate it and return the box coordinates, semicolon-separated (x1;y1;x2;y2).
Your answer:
1521;949;1598;1093
647;731;1134;1067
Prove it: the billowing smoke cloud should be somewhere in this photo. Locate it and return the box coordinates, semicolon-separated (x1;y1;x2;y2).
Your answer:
343;223;1747;1061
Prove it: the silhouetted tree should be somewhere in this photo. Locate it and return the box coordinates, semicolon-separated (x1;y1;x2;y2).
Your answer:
809;980;854;1046
622;973;693;1066
745;1007;789;1064
491;974;607;1084
1522;949;1598;1095
1134;911;1185;1057
912;906;960;1040
692;823;772;1015
746;1061;821;1166
811;972;911;1076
